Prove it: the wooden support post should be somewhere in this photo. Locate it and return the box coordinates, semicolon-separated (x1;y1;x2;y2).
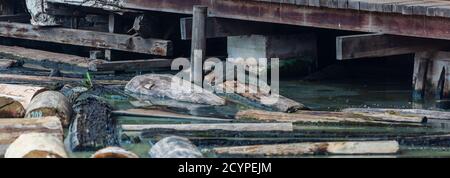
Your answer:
190;6;207;85
0;0;15;15
412;51;450;103
412;52;431;101
105;13;116;61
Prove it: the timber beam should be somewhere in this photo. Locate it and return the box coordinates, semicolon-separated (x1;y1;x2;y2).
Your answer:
337;34;450;60
180;17;279;40
0;22;173;56
121;0;450;41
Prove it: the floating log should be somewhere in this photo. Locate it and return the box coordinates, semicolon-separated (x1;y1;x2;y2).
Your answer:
0;74;128;86
211;141;400;156
0;84;46;118
122;123;294;132
236;110;426;125
67;93;119;151
25;91;73;127
125;74;225;106
112;108;231;122
0;117;63;157
342;108;450;120
149;136;203;158
91;147;139;158
89;59;173;72
5;133;68;158
211;78;308;112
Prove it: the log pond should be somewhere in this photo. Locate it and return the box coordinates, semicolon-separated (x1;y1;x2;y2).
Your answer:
67;78;450;158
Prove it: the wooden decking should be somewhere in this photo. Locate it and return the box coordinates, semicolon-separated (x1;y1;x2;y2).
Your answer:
118;0;450;40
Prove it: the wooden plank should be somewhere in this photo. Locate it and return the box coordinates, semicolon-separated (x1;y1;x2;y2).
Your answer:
190;6;207;85
336;34;450;60
120;0;450;41
89;58;173;72
0;74;128;86
121;123;295;132
211;141;400;156
0;22;172;56
0;45;90;71
113;108;231;122
180;17;279;40
412;52;432;101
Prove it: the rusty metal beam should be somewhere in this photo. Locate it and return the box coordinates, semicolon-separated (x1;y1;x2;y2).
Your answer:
122;0;450;41
0;22;172;56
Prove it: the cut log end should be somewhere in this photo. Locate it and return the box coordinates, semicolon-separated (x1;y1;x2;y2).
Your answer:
91;147;139;158
5;132;68;158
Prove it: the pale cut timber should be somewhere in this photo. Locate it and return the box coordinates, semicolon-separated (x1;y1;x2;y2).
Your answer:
342;108;450;120
25;91;73;127
0;84;46;109
121;123;294;132
236;109;426;125
91;147;139;158
0;45;90;71
337;34;450;60
0;117;63;157
0;22;172;56
89;58;173;72
112;108;231;122
5;133;67;158
211;141;400;156
0;74;128;86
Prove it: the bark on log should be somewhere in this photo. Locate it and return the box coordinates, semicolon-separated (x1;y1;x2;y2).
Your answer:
66;93;119;151
5;133;68;158
25;91;73;127
209;77;308;112
0;117;63;157
91;147;139;158
236;110;426;125
122;123;294;132
0;84;46;118
342;108;450;120
125;74;225;106
211;141;400;156
149;136;203;158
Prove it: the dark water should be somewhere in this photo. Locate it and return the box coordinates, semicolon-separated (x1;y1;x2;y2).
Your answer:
71;78;450;158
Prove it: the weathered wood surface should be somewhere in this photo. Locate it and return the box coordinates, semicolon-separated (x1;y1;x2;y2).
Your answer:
211;141;400;156
0;117;63;157
67;94;119;151
5;133;68;158
0;74;128;86
113;108;231;122
336;34;450;60
125;74;225;106
25;91;72;127
0;14;30;23
216;80;309;113
0;45;90;71
236;109;426;125
342;108;450;120
122;123;294;132
0;84;46;118
149;136;203;158
0;59;18;69
120;0;450;41
89;59;173;72
91;147;139;158
0;22;172;56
